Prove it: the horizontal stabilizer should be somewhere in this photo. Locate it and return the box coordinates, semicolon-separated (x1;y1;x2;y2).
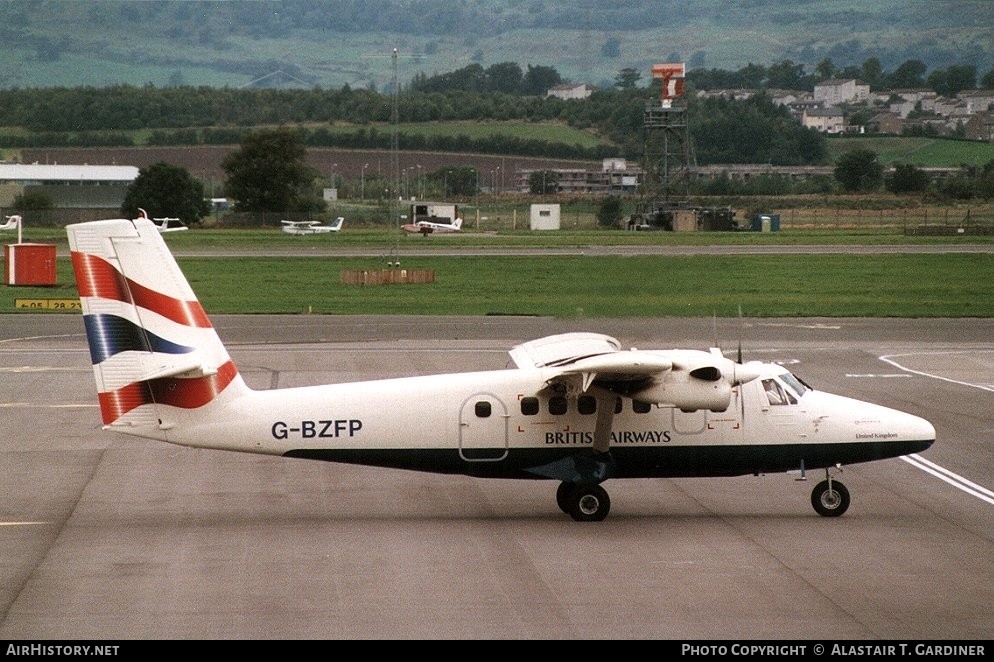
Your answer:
140;351;219;382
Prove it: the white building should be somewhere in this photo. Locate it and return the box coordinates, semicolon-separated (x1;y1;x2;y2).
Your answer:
529;204;561;230
813;79;871;105
0;163;139;208
957;90;994;114
802;107;846;134
546;84;596;100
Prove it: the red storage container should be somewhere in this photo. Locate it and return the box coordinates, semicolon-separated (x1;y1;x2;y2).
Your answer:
5;243;57;286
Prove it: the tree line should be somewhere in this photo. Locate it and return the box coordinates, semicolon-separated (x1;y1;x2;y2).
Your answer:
0;85;827;166
0;56;990;168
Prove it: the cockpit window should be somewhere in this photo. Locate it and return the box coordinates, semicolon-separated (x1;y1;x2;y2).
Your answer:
762;379;797;406
779;372;808;398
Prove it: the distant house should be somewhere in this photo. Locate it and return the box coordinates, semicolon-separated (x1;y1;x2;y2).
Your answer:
768;89;809;106
922;96;963;117
802;107;846;134
965;112;994;142
785;97;822;120
957;90;994;115
813;79;871;105
867;112;903;135
695;88;756;102
889;98;917;119
546;83;596;100
890;88;934;104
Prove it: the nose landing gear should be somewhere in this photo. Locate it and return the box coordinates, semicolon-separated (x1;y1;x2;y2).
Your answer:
811;471;851;517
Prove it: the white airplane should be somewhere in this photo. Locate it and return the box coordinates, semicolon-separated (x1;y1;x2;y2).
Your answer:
135;209;188;233
402;217;462;236
1;215;20;230
154;217;188;233
281;217;344;235
66;217;936;521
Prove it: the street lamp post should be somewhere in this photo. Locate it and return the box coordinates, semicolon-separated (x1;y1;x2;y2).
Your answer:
361;163;368;200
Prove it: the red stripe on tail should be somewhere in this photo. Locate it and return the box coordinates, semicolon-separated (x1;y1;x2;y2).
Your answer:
97;360;239;424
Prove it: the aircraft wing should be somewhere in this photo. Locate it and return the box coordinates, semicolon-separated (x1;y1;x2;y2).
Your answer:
509;332;621;369
511;332;752;412
511;333;670;393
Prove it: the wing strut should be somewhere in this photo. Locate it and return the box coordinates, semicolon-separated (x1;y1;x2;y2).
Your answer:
593;394;615;454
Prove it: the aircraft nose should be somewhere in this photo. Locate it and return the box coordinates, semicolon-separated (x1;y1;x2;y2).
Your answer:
890;408;936;451
910;413;936;446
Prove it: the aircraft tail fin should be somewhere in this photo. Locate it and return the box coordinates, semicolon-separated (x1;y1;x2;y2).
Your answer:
67;218;248;431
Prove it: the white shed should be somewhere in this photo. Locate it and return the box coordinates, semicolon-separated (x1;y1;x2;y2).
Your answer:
529;204;561;230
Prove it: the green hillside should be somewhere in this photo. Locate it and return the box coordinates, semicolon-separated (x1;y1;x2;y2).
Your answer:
826;136;994;168
1;1;991;91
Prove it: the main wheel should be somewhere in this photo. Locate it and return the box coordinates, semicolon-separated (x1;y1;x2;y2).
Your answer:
811;479;850;517
567;484;611;522
556;482;574;514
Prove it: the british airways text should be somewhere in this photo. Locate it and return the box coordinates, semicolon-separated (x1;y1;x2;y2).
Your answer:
272;419;362;439
545;429;671;444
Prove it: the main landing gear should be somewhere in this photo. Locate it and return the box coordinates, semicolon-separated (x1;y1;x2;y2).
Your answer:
556;482;611;522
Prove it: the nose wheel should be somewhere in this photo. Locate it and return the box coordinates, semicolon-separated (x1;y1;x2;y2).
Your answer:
811;477;850;517
556;482;611;522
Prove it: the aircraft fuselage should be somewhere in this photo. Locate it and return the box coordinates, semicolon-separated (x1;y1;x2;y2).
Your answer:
135;367;934;483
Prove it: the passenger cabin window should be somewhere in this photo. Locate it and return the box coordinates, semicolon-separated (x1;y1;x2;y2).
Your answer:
520;396;539;416
633;400;652;414
577;395;597;415
475;401;492;418
549;396;568;415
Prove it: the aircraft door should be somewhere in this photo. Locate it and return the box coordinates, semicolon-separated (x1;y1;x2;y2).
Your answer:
672;407;707;434
459;393;509;461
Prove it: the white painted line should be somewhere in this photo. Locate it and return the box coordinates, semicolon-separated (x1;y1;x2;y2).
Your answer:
901;454;994;506
883;351;994;506
880;351;994;393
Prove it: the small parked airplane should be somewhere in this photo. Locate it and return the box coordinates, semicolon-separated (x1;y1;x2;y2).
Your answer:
134;209;188;233
281;217;344;235
153;217;188;233
67;217;936;521
402;217;462;236
0;215;20;230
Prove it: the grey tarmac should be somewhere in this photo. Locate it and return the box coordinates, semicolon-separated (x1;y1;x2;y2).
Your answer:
1;315;992;639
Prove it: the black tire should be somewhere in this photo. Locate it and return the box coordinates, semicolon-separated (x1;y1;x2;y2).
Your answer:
556;482;574;514
567;484;611;522
811;480;850;517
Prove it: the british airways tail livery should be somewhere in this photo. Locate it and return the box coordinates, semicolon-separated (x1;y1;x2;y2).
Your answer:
68;217;935;521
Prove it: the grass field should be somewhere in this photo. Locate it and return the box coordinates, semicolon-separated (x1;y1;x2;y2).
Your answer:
5;250;993;318
826;136;994;168
328;121;611;151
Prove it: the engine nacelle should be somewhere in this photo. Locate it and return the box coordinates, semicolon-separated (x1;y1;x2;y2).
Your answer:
628;377;733;412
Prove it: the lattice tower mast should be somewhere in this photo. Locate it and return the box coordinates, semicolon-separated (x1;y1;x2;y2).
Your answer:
641;63;691;202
